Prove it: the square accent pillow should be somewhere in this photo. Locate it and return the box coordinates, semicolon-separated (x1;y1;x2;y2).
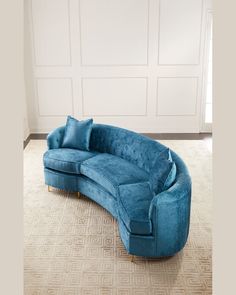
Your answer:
149;148;176;195
62;116;93;151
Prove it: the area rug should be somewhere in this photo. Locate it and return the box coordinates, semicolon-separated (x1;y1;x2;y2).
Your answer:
24;140;212;295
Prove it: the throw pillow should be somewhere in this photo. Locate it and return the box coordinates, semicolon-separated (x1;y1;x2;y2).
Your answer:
149;148;176;195
61;116;93;151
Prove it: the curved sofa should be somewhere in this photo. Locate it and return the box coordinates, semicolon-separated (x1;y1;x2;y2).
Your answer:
43;124;191;258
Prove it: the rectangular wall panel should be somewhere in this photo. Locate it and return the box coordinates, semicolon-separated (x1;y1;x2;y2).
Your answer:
157;77;198;116
37;78;73;116
79;0;149;65
26;0;211;133
82;78;147;116
32;0;71;66
158;0;202;65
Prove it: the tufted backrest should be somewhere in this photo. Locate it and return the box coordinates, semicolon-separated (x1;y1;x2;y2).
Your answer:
90;124;168;173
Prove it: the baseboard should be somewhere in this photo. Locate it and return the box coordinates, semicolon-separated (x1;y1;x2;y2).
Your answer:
23;133;47;149
23;132;212;149
23;134;31;149
30;133;48;139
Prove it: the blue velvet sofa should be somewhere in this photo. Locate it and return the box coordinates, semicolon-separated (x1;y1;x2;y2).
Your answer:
43;123;191;258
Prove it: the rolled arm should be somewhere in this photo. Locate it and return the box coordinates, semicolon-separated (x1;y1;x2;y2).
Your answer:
47;126;65;149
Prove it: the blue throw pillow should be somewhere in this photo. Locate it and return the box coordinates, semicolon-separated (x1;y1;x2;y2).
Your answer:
149;148;176;195
61;116;93;151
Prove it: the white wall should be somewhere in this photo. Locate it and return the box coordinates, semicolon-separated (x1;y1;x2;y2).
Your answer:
25;0;212;133
23;90;30;141
24;0;33;140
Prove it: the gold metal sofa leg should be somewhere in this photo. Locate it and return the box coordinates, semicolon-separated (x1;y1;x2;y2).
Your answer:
130;255;135;262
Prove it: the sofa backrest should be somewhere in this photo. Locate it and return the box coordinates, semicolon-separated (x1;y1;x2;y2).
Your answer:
90;124;168;173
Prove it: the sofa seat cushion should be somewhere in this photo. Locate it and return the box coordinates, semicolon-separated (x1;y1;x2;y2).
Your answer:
118;182;153;235
80;153;149;197
43;148;98;175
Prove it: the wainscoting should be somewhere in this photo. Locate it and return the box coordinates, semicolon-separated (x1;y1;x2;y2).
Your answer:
25;0;212;134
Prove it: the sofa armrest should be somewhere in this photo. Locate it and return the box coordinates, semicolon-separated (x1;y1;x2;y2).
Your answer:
148;155;192;256
47;126;65;149
149;186;191;256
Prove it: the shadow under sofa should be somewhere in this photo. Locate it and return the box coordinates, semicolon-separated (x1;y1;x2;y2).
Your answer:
43;123;191;258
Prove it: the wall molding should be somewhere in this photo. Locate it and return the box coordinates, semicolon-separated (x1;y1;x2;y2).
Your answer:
78;0;150;67
81;77;148;117
35;77;74;117
156;76;199;117
26;0;212;133
157;0;203;66
31;0;72;67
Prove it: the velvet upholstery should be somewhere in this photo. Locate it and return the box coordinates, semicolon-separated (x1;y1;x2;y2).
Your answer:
47;126;65;149
43;148;98;174
118;182;153;235
44;167;79;192
148;151;192;257
62;116;93;151
80;153;149;197
89;124;168;173
43;123;191;258
44;168;117;218
149;148;177;195
118;218;156;256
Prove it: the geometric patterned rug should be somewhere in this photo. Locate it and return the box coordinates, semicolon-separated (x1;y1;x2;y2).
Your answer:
24;140;212;295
